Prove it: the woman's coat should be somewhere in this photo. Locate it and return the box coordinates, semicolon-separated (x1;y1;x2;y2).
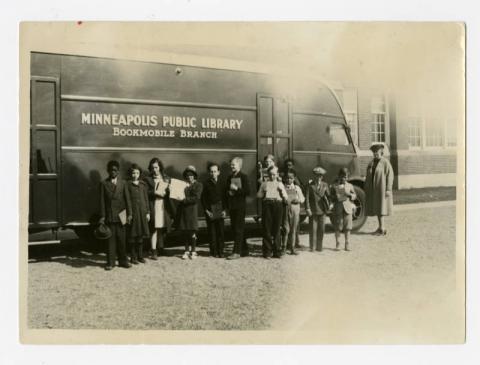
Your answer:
364;157;394;216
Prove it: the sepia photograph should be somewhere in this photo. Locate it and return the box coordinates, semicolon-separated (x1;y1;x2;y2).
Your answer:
18;21;465;344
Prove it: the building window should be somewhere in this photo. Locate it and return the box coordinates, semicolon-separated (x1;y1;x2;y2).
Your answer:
408;117;422;148
371;114;386;142
445;118;457;147
371;96;386;143
425;117;444;147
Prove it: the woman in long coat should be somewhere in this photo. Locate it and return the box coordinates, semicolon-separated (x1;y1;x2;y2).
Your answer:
144;158;174;259
175;166;203;260
364;143;394;235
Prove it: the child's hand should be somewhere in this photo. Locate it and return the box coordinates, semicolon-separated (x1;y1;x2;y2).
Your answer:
146;213;150;222
221;210;227;218
230;183;238;191
306;209;312;217
205;210;213;219
127;215;133;224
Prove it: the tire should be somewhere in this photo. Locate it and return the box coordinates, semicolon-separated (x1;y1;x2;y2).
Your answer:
73;226;104;252
351;185;367;231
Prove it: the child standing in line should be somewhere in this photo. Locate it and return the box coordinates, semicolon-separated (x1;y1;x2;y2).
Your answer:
331;168;357;251
226;157;251;260
282;169;305;255
305;167;330;252
144;157;173;260
175;166;203;260
99;160;132;270
257;166;288;259
126;164;150;264
201;163;227;258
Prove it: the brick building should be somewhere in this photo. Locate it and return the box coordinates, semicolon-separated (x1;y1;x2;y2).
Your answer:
334;84;459;189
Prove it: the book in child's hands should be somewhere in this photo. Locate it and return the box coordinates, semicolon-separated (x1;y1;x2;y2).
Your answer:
287;188;298;203
118;209;127;225
231;177;242;189
210;202;223;220
169;178;188;201
265;181;280;199
155;180;169;196
335;184;347;201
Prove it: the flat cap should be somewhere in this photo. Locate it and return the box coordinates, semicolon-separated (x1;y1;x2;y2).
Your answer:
312;166;327;175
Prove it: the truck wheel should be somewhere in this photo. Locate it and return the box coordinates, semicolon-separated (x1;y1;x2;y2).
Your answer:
351;185;367;231
73;226;103;252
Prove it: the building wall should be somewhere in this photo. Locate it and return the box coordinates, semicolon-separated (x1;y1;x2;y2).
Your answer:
338;84;458;190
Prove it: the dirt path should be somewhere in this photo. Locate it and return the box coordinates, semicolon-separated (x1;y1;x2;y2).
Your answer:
270;205;463;343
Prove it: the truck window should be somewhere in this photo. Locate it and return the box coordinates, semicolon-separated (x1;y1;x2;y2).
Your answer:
328;123;350;146
293;114;354;153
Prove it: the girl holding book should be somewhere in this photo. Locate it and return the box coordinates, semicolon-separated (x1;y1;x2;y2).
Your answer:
175;166;203;260
144;158;172;260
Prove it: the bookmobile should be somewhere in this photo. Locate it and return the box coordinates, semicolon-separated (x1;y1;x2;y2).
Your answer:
28;52;367;244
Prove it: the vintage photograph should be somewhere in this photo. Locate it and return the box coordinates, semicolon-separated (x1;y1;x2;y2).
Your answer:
19;22;465;344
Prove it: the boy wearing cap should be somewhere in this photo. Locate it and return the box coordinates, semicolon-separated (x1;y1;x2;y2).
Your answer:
331;168;357;251
99;160;133;270
305;167;330;252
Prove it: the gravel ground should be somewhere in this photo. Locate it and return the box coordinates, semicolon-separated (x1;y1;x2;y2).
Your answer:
28;204;460;338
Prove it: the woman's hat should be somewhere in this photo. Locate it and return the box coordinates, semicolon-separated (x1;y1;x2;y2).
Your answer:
183;165;198;178
370;143;385;152
312;166;327;175
94;223;112;240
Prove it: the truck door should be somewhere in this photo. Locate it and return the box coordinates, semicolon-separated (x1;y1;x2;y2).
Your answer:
29;76;61;230
257;94;292;165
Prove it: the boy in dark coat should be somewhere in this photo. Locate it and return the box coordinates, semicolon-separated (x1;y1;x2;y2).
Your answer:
305;166;330;252
201;163;227;258
99;160;132;270
226;157;251;260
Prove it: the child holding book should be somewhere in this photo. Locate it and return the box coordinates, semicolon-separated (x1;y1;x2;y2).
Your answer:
282;169;305;255
144;157;173;259
257;166;288;259
126;163;150;264
175;166;203;260
99;160;132;270
226;157;251;260
331;168;357;251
